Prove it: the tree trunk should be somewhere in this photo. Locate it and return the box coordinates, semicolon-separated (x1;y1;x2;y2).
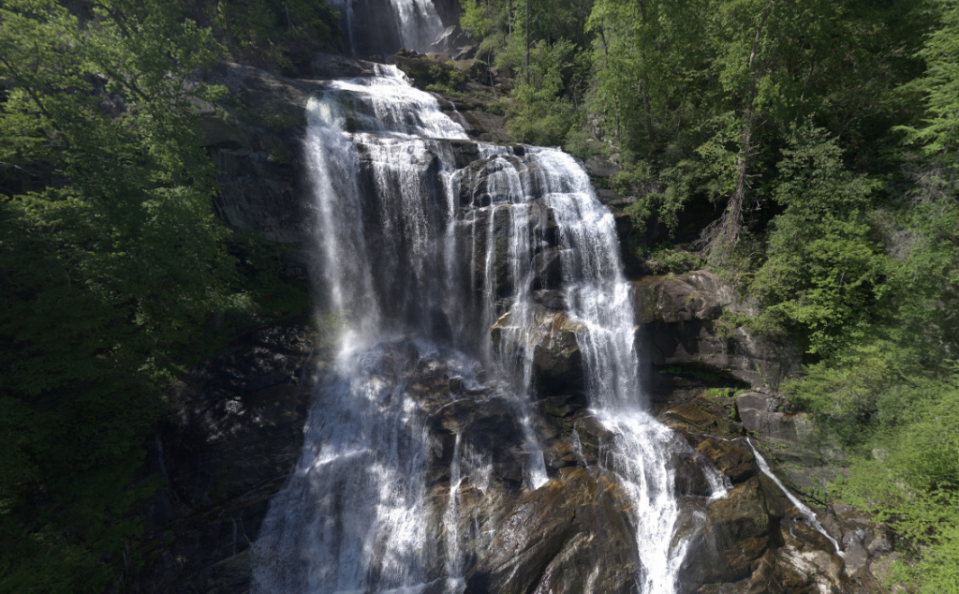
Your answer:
705;1;776;264
525;0;530;86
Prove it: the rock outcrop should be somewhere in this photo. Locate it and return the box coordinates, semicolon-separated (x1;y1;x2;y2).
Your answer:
490;306;587;392
659;394;893;594
635;271;801;388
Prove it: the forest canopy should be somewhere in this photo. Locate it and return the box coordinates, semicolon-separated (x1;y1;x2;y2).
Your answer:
0;0;329;591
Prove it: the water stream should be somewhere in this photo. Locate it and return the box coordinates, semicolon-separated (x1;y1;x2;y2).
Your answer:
747;438;844;557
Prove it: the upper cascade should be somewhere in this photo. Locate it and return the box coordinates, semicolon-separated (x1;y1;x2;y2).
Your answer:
308;65;468;140
330;0;446;57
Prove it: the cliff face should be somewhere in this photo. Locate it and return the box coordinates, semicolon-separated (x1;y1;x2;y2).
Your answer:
135;55;890;594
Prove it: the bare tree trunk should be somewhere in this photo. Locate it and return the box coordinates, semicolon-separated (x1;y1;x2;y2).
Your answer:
637;0;654;144
525;0;530;86
704;109;753;263
704;1;776;264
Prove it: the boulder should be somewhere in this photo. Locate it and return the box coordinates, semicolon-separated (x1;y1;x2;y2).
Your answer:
490;306;587;393
634;274;725;324
660;397;741;438
585;155;622;178
679;477;772;586
690;436;755;483
467;468;638;594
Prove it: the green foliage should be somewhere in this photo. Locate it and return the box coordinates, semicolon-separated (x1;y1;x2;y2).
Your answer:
206;0;341;74
617;161;694;233
505;39;584;146
898;0;959;169
460;0;492;38
747;124;885;355
424;61;468;94
830;384;959;593
0;1;307;590
456;0;594;147
634;242;703;274
702;387;732;399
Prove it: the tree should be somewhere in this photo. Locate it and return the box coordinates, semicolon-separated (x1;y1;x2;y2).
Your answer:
0;1;238;590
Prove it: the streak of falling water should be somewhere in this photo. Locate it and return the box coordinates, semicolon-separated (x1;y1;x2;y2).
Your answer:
443;433;463;578
747;438;844;557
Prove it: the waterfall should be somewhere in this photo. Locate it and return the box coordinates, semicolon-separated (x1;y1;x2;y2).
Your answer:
252;62;720;594
495;146;710;594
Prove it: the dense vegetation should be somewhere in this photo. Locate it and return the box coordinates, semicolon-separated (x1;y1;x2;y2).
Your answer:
0;0;334;591
461;0;959;590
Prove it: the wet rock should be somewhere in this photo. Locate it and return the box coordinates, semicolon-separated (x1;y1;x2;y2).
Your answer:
672;450;719;497
770;518;845;594
690;436;755;483
467;468;638;594
490;306;587;393
470;480;577;593
679;477;772;586
659;397;741;438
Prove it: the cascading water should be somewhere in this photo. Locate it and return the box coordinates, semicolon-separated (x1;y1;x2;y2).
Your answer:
252;62;723;593
482;146;726;593
747;438;844;557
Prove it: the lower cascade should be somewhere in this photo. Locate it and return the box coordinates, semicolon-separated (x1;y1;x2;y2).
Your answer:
251;65;729;594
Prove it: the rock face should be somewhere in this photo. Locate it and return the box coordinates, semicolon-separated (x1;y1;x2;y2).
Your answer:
135;320;321;594
198;62;321;259
635;271;801;388
468;468;639;594
491;306;587;392
660;394;894;594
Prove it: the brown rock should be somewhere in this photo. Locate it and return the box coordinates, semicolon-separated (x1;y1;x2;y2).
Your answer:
635;271;801;388
693;437;755;483
679;477;772;586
